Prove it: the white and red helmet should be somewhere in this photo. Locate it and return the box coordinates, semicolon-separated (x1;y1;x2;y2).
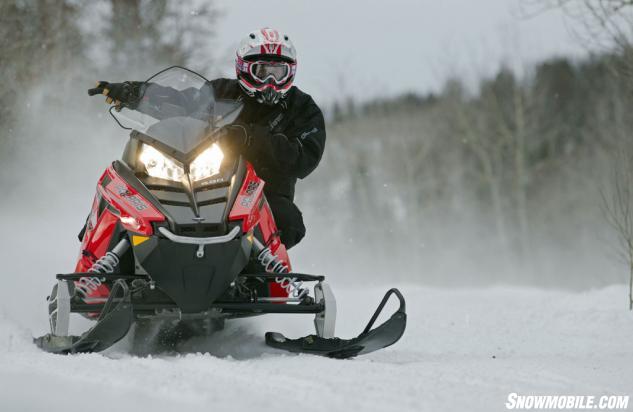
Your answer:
235;28;297;105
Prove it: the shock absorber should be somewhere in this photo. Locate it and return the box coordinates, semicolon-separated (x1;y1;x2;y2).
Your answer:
75;238;130;300
252;237;307;298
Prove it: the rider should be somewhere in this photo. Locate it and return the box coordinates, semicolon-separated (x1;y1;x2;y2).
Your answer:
89;28;326;249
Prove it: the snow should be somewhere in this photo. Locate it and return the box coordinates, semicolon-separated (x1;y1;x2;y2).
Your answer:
1;285;632;412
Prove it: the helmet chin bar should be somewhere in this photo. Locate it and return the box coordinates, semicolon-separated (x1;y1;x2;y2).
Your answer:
237;76;288;106
257;87;282;105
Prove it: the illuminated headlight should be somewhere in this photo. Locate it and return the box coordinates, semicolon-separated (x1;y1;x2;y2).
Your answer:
189;143;224;182
139;144;184;182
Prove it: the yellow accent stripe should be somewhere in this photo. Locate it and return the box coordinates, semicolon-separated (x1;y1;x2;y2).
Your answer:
132;235;149;246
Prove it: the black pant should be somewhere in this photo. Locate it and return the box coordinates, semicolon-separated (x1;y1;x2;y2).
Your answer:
266;195;306;249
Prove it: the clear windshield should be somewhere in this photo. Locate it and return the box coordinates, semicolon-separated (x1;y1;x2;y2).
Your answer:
111;67;243;154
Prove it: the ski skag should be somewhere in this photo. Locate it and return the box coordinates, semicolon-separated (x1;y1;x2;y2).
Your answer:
265;289;407;359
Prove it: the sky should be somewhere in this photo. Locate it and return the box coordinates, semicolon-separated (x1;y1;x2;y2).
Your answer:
211;0;594;107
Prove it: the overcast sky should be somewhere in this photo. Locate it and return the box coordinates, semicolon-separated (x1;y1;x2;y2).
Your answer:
212;0;593;107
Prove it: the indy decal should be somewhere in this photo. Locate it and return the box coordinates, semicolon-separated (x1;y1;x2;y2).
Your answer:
115;184;148;211
241;181;260;207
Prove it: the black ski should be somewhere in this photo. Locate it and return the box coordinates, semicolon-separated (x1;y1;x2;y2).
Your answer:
35;280;133;354
265;288;407;359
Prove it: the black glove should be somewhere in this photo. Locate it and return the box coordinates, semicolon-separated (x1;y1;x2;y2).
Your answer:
88;81;143;108
218;124;251;153
219;123;280;169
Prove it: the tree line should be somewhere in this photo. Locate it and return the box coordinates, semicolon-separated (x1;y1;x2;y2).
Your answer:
301;51;632;288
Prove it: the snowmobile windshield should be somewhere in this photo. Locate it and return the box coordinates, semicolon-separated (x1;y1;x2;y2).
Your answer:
111;66;243;154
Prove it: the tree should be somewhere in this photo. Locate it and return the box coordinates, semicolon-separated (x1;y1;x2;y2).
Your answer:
522;1;633;87
524;0;633;295
0;0;86;160
602;149;633;309
106;0;219;78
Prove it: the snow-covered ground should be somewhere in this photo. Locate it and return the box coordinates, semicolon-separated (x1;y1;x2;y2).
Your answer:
1;285;631;412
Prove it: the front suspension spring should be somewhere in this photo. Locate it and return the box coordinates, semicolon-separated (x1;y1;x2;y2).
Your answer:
75;239;129;300
255;240;308;299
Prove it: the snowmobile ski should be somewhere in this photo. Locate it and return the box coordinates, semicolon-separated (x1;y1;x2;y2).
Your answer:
265;288;407;359
34;279;133;354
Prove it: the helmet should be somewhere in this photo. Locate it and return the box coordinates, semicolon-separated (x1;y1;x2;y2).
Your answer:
235;28;297;105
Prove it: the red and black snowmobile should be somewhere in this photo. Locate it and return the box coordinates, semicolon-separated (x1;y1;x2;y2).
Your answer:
35;67;406;358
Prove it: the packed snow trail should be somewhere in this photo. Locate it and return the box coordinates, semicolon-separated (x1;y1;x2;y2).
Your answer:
1;286;632;412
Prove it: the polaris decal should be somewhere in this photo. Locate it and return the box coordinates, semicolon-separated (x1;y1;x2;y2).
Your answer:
200;177;224;186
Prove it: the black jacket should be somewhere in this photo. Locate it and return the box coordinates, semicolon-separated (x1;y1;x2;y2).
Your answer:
210;79;326;200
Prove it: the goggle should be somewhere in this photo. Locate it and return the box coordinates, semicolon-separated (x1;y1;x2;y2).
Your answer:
247;60;295;85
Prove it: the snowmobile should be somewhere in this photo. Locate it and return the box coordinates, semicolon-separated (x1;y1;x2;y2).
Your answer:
34;67;406;358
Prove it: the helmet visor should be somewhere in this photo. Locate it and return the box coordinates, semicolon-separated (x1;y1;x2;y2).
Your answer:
250;61;291;84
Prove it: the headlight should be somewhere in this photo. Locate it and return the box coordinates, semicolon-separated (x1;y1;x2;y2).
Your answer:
189;143;224;182
139;144;184;182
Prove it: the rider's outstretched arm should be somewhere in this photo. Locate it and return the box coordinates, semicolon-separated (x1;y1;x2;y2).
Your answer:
88;81;144;108
88;81;205;119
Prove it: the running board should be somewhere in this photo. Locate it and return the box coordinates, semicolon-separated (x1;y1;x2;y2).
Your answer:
265;288;407;359
34;280;133;354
